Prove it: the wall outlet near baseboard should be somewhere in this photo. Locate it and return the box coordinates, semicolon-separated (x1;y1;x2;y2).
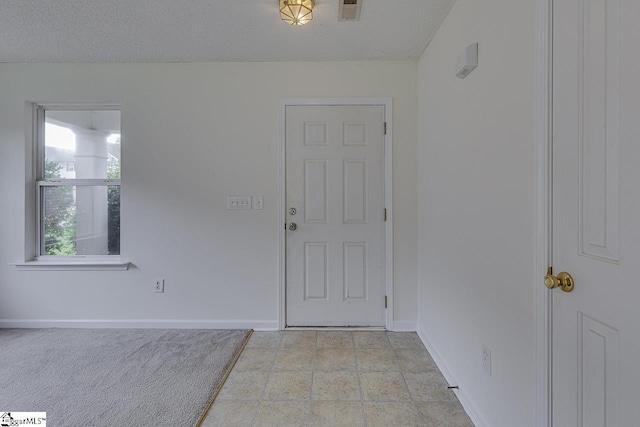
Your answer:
482;344;492;376
154;278;165;293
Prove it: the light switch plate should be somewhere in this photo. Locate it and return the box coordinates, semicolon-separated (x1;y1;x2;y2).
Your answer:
227;196;251;210
254;196;264;210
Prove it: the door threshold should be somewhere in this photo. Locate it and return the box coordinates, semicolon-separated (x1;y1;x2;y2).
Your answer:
284;326;387;331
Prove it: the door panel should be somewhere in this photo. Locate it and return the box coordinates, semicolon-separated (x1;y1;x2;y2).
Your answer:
286;105;386;327
343;160;368;223
304;242;328;300
552;0;640;424
344;242;367;300
579;0;620;263
304;160;328;223
579;314;620;427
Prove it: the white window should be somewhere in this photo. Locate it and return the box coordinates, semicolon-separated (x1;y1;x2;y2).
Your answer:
35;106;121;259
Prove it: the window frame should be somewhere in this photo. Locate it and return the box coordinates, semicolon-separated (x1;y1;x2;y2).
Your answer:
22;102;127;268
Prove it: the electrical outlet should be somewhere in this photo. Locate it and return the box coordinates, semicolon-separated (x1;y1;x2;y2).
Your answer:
482;344;492;376
154;278;165;293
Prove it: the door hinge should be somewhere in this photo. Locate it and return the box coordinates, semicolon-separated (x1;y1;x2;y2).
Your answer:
384;208;387;221
384;122;387;135
384;295;388;309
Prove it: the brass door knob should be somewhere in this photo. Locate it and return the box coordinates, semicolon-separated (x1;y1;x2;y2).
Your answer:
544;271;574;292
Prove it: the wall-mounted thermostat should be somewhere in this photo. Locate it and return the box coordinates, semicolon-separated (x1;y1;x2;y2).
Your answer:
456;43;478;79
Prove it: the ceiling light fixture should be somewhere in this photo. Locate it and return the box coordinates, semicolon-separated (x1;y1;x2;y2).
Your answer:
279;0;314;26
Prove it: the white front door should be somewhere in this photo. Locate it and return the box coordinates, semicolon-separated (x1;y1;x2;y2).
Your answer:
552;0;640;424
285;105;386;327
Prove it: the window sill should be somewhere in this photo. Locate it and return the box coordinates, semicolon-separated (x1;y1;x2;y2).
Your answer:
12;260;130;271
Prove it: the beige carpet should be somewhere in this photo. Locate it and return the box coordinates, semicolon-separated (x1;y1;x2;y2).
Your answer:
0;328;251;427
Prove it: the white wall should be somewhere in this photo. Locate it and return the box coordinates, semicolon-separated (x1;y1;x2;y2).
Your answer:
416;0;536;425
0;62;418;328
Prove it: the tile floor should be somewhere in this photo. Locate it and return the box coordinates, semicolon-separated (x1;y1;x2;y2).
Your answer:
201;331;474;427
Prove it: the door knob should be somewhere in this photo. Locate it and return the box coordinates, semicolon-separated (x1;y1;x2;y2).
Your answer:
544;268;575;292
288;223;297;231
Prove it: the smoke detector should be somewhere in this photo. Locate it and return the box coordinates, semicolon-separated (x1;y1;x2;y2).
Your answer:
338;0;362;21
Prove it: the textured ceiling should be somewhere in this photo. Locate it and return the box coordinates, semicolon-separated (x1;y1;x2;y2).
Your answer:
0;0;457;63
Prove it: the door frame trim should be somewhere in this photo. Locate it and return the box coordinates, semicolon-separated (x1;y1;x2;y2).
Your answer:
534;0;553;425
278;98;393;330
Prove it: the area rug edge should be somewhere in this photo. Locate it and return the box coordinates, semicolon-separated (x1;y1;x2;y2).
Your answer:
194;329;254;427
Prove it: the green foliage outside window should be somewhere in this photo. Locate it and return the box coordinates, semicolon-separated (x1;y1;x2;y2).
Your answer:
43;160;76;255
107;156;120;255
43;151;120;256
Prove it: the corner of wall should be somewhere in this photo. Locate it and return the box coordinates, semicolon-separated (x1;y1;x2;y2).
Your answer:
415;0;537;425
416;325;489;427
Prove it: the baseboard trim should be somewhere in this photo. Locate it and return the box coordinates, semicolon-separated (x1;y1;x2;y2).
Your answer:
390;320;417;332
0;319;279;330
416;326;489;427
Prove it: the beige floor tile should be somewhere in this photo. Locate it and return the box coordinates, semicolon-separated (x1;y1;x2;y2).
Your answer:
359;371;411;401
364;402;421;427
315;348;356;371
356;348;399;372
274;347;315;371
245;331;283;349
387;332;425;349
281;331;317;348
416;402;475;427
403;372;457;402
395;349;438;373
353;331;391;349
317;331;354;348
201;400;258;427
233;348;277;372
263;370;313;401
312;371;361;401
212;331;472;427
253;401;309;427
309;402;365;427
216;370;269;400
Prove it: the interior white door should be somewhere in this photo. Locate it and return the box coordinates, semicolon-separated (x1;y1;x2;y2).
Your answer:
552;0;640;424
285;105;386;327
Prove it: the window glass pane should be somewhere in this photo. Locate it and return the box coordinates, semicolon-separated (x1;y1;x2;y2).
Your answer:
42;185;120;256
44;110;121;179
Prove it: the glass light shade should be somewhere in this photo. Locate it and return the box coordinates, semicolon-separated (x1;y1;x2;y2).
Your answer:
280;0;314;26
